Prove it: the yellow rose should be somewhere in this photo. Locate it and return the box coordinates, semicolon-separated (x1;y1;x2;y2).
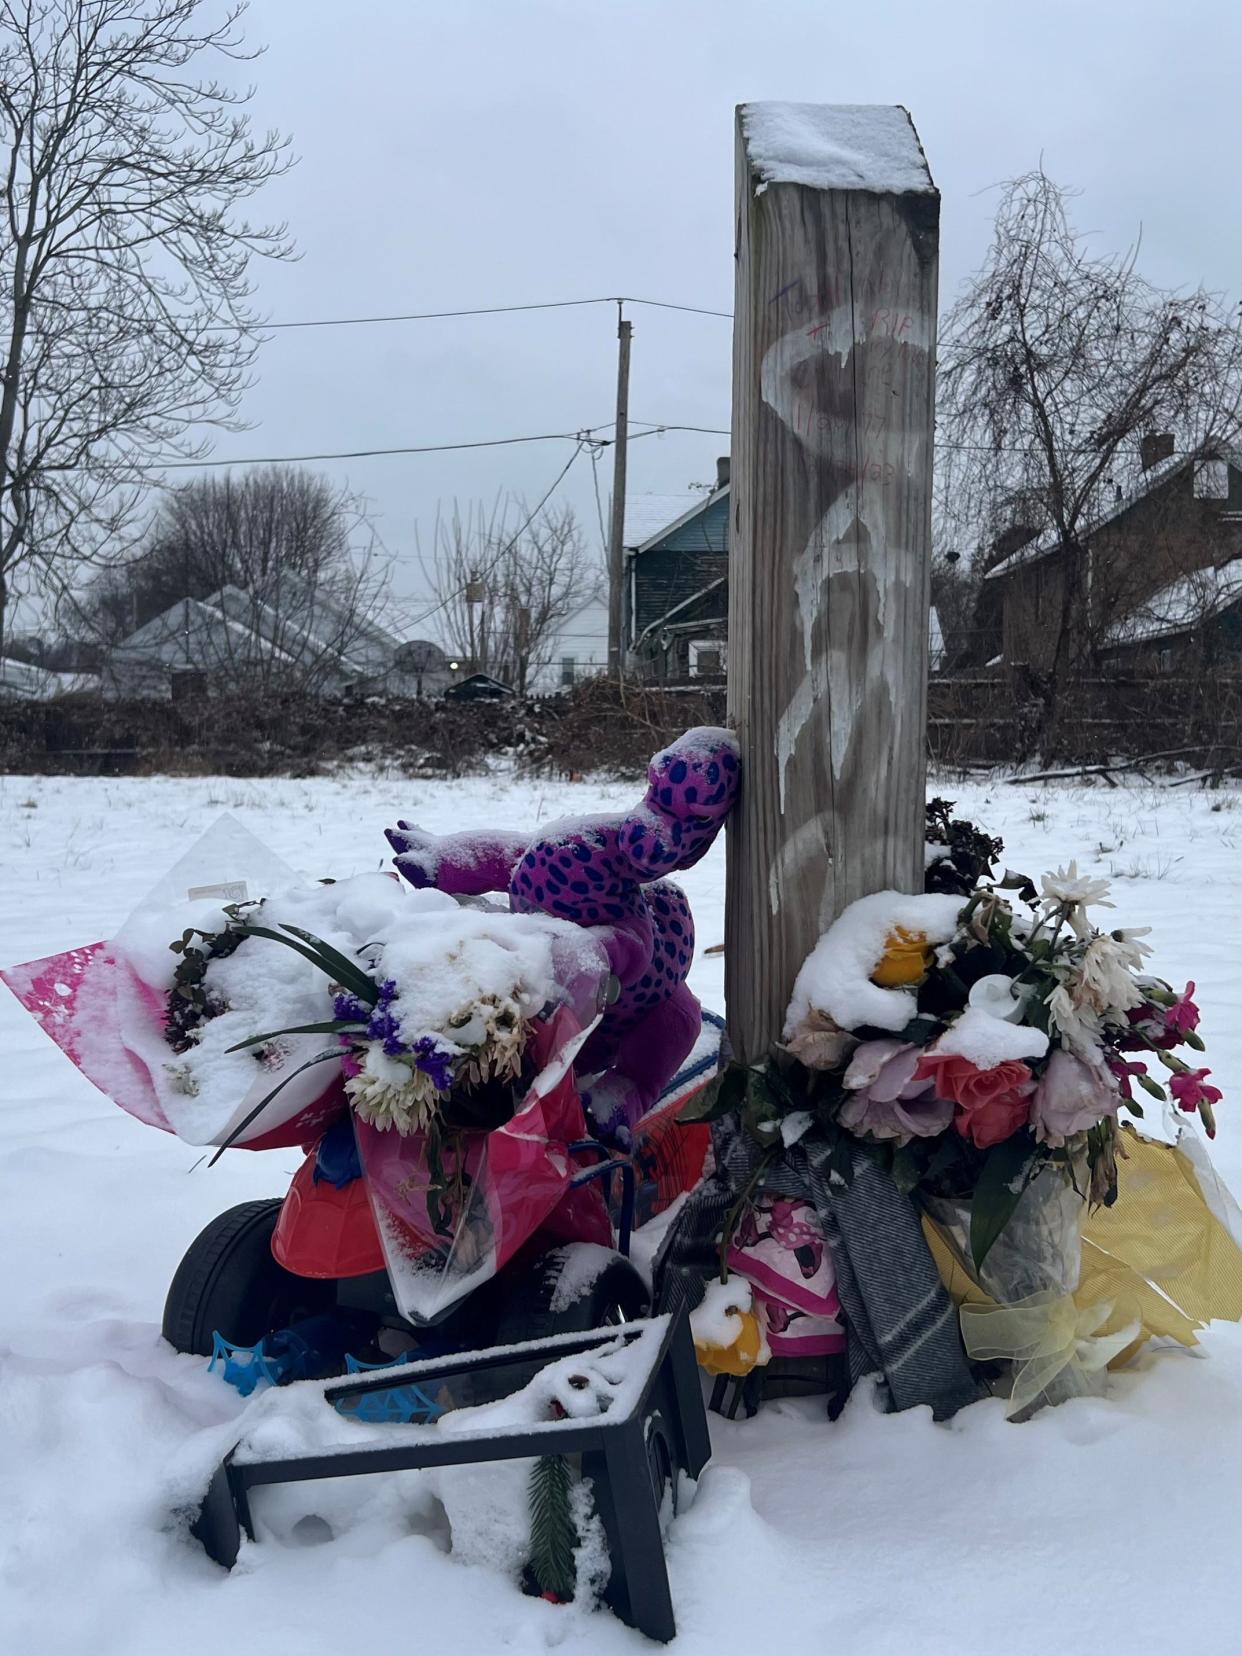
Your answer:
871;927;933;987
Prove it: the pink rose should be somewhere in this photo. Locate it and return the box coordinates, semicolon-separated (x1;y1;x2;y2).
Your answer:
837;1040;955;1145
915;1051;1035;1149
1031;1049;1120;1147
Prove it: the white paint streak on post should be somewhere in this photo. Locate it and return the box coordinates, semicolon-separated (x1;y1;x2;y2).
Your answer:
725;103;939;1064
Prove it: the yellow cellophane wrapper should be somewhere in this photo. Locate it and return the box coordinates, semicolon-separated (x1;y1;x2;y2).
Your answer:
922;1125;1242;1371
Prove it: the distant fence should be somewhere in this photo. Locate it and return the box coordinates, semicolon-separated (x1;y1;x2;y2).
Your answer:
1;673;1237;779
926;671;1242;772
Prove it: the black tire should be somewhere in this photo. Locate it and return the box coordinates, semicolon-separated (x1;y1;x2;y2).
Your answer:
489;1246;650;1347
162;1199;333;1356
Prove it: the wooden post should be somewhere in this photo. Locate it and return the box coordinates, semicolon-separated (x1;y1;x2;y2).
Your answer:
607;310;633;678
725;104;939;1063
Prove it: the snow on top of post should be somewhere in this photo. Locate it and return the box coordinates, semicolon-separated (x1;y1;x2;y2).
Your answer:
740;103;934;195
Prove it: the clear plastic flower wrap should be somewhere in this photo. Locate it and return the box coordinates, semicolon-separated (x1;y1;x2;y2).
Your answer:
923;1167;1095;1409
355;1003;614;1323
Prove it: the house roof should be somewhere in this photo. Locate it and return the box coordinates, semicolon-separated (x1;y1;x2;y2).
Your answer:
0;657;98;699
113;597;304;669
113;584;393;679
1101;557;1242;649
984;447;1241;581
443;671;513;700
624;486;726;553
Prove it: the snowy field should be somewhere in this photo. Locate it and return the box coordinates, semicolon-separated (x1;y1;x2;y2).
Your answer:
2;767;1240;1656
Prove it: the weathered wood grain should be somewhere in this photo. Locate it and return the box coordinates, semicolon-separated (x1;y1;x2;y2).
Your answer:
725;105;940;1063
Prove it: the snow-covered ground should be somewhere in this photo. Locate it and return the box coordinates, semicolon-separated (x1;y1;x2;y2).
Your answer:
2;767;1240;1655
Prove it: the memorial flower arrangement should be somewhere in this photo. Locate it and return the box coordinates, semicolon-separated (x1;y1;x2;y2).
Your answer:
783;858;1213;1222
680;807;1235;1411
753;857;1217;1272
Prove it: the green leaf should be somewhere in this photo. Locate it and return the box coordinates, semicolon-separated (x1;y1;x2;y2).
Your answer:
1124;1099;1145;1118
898;1014;944;1046
1134;1071;1168;1101
1023;995;1052;1034
923;1132;965;1184
233;923;379;1004
890;1143;920;1195
207;1048;342;1165
997;869;1037;903
278;923;384;1003
226;1018;366;1054
741;1067;781;1145
677;1062;747;1124
969;1133;1035;1272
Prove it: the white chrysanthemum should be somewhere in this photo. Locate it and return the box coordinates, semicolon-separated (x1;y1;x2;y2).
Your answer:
1109;927;1153;970
1040;861;1114;939
346;1047;440;1135
1047;982;1105;1060
1072;934;1146;1016
461;1011;528;1087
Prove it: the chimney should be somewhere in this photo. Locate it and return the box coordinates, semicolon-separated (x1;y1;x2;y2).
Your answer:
715;456;730;490
1140;432;1175;471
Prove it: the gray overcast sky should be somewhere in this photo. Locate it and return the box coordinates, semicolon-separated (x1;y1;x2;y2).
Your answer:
199;0;1242;639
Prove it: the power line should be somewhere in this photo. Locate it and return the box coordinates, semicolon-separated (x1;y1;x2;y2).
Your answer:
237;294;733;333
630;421;731;440
143;421;1208;475
150;427;610;471
141;421;733;475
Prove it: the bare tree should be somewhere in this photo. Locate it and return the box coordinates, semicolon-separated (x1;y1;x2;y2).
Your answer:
72;467;393;694
423;498;600;694
0;0;293;653
937;170;1242;700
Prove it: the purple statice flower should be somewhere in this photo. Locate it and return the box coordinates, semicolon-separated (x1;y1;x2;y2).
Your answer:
365;1005;404;1055
334;991;370;1024
411;1035;457;1093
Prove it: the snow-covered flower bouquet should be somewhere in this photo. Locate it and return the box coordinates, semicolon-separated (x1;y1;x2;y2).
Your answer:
780;859;1216;1283
4;818;615;1321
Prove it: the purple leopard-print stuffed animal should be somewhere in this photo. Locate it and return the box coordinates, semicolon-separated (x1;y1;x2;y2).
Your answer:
385;727;740;1140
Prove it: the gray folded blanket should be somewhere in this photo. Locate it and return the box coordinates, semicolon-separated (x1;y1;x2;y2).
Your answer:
654;1117;982;1420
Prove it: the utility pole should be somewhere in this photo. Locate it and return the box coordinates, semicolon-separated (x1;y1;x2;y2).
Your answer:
725;103;939;1063
606;306;632;679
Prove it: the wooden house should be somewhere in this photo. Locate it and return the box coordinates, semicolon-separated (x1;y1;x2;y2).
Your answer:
623;460;730;681
623;458;945;682
984;439;1242;674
